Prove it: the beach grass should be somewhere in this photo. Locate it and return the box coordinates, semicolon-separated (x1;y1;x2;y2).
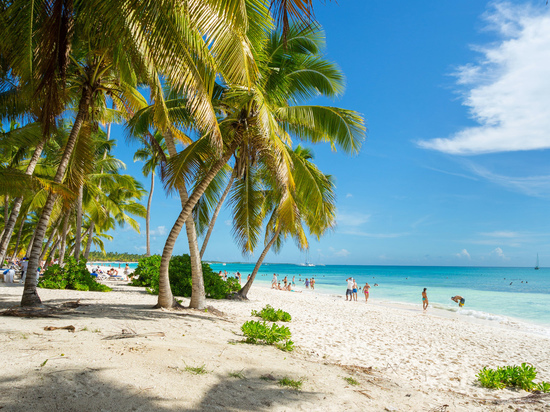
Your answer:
228;370;246;379
343;376;359;386
184;364;208;375
278;377;304;390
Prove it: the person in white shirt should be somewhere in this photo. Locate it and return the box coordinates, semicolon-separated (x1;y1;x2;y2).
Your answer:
346;277;354;301
20;258;29;284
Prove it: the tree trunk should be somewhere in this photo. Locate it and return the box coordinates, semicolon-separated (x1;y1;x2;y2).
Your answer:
200;169;236;258
25;230;36;258
0;140;45;264
2;195;8;239
74;184;83;261
39;225;58;264
11;217;26;261
156;142;237;309
21;88;92;307
237;228;281;299
46;237;61;266
83;221;95;260
58;212;70;266
157;131;206;309
146;172;154;257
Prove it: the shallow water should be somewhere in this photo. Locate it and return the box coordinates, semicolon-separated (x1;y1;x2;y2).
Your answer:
210;263;550;330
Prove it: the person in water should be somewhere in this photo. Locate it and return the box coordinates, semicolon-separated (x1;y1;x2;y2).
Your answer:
451;295;465;307
422;288;428;310
363;282;370;303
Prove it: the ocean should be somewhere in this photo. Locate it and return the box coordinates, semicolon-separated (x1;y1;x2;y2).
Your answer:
90;260;550;332
209;263;550;331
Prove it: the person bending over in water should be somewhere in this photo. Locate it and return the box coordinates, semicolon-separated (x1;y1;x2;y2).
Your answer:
422;288;428;310
451;295;465;307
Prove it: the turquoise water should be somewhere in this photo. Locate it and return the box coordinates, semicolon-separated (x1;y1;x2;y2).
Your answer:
210;263;550;329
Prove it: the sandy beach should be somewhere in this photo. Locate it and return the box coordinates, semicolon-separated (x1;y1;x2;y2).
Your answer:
1;282;549;411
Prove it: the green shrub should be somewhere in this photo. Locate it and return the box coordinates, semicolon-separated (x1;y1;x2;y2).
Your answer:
130;254;240;299
534;381;550;393
477;364;546;391
251;305;292;322
39;257;111;292
241;320;294;351
278;377;303;390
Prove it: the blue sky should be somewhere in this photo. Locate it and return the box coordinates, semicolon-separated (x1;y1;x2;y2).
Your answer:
106;1;550;267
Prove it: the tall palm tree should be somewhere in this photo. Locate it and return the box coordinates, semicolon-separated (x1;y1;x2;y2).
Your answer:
133;132;167;257
155;25;365;309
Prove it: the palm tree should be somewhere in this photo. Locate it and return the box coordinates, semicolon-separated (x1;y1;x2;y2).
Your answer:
155;25;365;309
237;145;336;298
133;132;167;257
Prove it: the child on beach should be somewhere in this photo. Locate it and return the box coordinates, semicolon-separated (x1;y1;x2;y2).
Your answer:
422;288;428;310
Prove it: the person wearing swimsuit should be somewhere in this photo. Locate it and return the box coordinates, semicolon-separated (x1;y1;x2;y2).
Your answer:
364;282;370;303
422;288;428;310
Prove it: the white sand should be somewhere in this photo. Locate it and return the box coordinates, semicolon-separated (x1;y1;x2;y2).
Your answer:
1;281;549;411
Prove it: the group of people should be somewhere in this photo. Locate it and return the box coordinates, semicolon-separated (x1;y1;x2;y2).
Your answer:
421;288;466;311
1;257;36;284
218;270;242;284
345;277;371;303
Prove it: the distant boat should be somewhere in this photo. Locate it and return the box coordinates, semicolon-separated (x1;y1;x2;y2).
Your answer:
535;253;540;270
299;251;315;267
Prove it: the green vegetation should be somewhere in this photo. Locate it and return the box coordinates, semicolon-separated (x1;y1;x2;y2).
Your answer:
477;364;550;392
343;376;359;386
88;251;144;262
130;254;240;299
184;364;208;375
241;320;294;351
251;305;292;322
278;377;303;390
39;257;111;292
228;370;246;379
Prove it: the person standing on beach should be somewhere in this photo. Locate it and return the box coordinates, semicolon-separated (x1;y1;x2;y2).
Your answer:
364;282;370;303
292;276;296;287
422;288;428;310
352;279;358;301
305;278;310;289
346;277;354;301
272;273;277;287
310;278;315;290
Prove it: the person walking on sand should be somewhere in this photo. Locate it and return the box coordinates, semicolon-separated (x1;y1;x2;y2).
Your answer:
346;277;354;301
451;295;465;307
422;288;428;310
272;273;277;287
310;278;315;290
352;279;358;301
364;282;370;303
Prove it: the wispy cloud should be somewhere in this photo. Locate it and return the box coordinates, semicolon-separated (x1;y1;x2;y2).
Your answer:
491;247;509;260
150;226;167;236
423;166;479;181
467;163;550;197
456;249;471;259
480;231;520;238
334;249;351;257
337;212;370;227
346;193;353;198
418;3;550;154
411;215;431;229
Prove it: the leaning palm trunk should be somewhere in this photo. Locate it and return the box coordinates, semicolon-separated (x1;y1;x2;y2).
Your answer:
46;237;61;266
146;173;154;257
58;213;70;266
0;141;45;264
39;224;59;264
157;143;237;309
199;169;236;258
25;230;36;258
160;131;206;309
21;90;92;307
11;217;26;261
83;221;95;260
73;185;83;261
237;228;281;299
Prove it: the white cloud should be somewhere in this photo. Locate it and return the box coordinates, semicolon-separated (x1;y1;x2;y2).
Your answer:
467;163;550;197
456;249;471;259
337;212;370;227
418;3;550;154
345;193;353;198
150;226;167;236
334;249;351;257
491;247;509;259
339;229;409;238
480;231;519;238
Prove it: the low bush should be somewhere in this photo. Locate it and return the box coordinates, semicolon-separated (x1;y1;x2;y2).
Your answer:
477;364;550;392
130;254;240;299
251;305;292;322
39;257;111;292
241;320;294;351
